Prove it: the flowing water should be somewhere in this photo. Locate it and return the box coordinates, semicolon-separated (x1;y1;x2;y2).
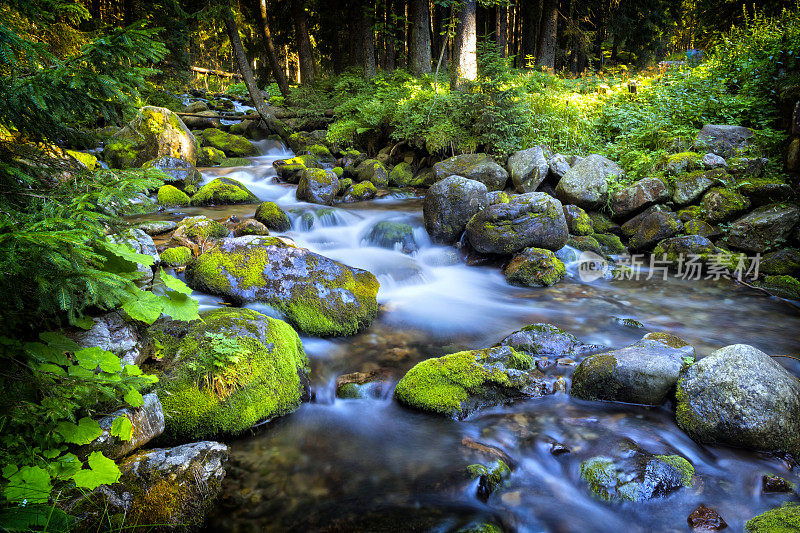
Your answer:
135;141;800;532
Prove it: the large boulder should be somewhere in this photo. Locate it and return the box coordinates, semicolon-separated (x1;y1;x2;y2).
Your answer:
110;229;158;287
296;168;339;205
355;159;389;187
73;441;229;531
466;192;569;254
562;205;594;236
693;124;754;157
504;248;566;287
342;181;378;202
273;155;322;183
497;323;603;356
432;154;508;191
620;207;682;250
149;308;310;439
394;346;546;419
104;106;198;168
676;344;800;457
724;204;800;253
652;235;729;267
571;333;694;405
365;221;418;254
507;146;550;193
200;128;256;157
184;236;379;336
580;440;694;502
555;154;624;209
700;187;751;223
66;311;143;366
142;156;203;195
746;504;800;533
254;201;291;232
609;177;669;218
423;176;489;244
389;161;415;187
88;393;164;460
157;185;191;207
671;169;725;205
190;177;258;206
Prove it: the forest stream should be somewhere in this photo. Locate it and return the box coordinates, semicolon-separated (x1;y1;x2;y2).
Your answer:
131;140;800;533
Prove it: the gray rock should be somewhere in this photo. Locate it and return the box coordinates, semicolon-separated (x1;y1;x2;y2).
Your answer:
67;311;143;366
725;204;800;253
104;106;198;168
571;334;694;405
497;323;603;356
562;205;594;235
701;187;751;223
760;248;800;276
504;248;566;287
620;207;682;251
110;229;158;286
296;168;339;205
432;153;508;191
549;153;572;179
555;154;624;209
142;156;203;194
610;177;670;218
423;176;489;244
181;109;221;130
355;159;389;187
672;169;725;205
507;145;551;193
693;124;754;157
88;393;164;459
466;192;569;254
136;220;177;236
676;344;800;457
185;236;379;336
365;221;418;253
702;153;727;169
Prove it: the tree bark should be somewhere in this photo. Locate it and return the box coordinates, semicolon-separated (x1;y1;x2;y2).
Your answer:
385;0;396;70
252;0;290;96
359;2;377;77
450;0;477;89
521;0;540;67
595;0;610;69
409;0;432;75
223;8;288;137
292;0;315;83
495;4;507;56
536;0;558;68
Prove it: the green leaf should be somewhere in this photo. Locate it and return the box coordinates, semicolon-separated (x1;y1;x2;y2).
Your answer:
3;466;52;504
56;417;102;445
51;453;82;480
123;387;143;408
71;316;95;330
160;269;192;296
0;505;70;533
2;464;19;479
71;452;121;490
75;346;122;373
111;415;133;441
122;290;164;323
160;291;200;322
104;240;155;266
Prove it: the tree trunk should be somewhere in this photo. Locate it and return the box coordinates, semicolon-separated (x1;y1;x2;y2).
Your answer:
536;0;558;68
409;0;432;75
595;0;609;69
451;0;477;89
252;0;290;96
495;4;507;56
385;0;396;70
292;0;315;83
521;0;540;67
223;8;288;137
432;3;449;71
359;2;377;77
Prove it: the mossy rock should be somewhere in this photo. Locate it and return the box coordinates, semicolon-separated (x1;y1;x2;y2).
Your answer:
274;155;321;183
343;181;378;202
672;169;726;206
563;205;594;236
332;167;344;178
176;216;229;240
104;106;198;168
143;156;203;194
700;187;751;224
160;246;192;267
497;323;603;356
149;308;310;440
232;219;269;237
587;211;621;235
746;503;800;533
658;151;703;176
302;144;335;166
296;168;339;205
219;157;252;167
580;441;694;502
467;460;511;501
504;247;566;287
432;153;509;191
338;177;353;194
198;146;226;166
200;128;257;157
190;177;258;206
567;235;602;254
683;219;720;238
355;159;389;187
157;185;191;207
254;201;291;232
393;346;545;419
593;233;627;256
365;221;418;253
287;130;328;153
753;275;800;300
184;236;380;336
761;248;800;277
389;161;415;187
66;149;98;170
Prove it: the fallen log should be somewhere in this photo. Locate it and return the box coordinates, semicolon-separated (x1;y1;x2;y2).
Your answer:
461;437;518;469
175;109;335;121
190;66;243;80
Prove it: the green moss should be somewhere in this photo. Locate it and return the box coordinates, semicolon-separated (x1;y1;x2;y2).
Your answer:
660;151;703;175
178;216;229;240
66;149;98;170
389;162;414;186
588;212;619;234
219;157;251;167
200;128;256;157
356;159;389;187
505;248;566;287
332;166;344;177
152;308;309;440
254;201;291;231
746;504;800;533
157;185;191;207
160;246;192;267
467;460;511;496
304;144;334;164
593;233;627;255
104;138;140;169
567;235;602;254
190;177;258;206
753;275;800;299
338;177;353;193
349;181;378;200
198;146;226;166
571;352;619;401
654;455;694;486
394;347;536;419
701;187;751;223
